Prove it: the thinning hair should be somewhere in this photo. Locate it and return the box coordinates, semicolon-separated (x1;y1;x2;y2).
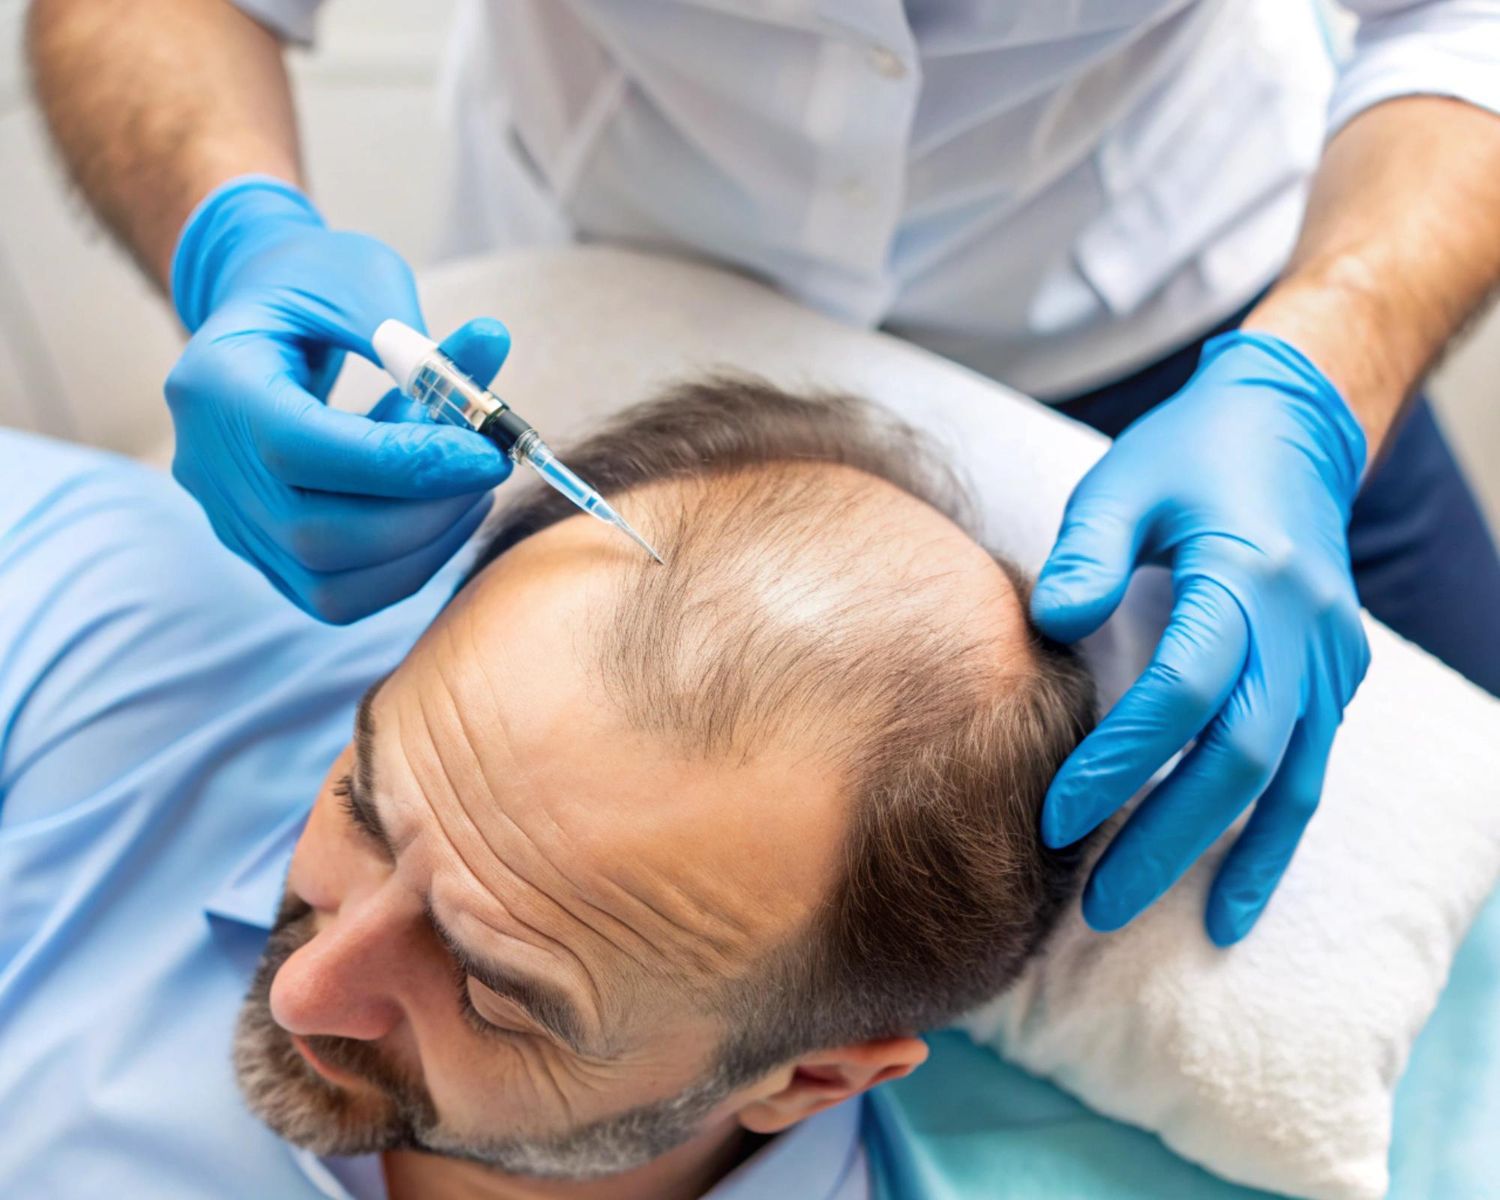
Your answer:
460;376;1096;1082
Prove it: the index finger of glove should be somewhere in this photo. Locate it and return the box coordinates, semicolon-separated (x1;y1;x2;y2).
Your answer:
256;381;511;498
438;317;511;389
1041;574;1249;848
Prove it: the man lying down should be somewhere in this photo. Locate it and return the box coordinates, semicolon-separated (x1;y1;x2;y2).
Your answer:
0;378;1094;1200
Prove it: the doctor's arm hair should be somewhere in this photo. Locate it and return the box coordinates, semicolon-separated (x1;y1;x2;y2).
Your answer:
1244;95;1500;455
27;0;303;289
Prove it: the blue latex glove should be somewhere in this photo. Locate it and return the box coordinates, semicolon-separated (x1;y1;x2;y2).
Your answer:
166;174;512;623
1033;331;1370;945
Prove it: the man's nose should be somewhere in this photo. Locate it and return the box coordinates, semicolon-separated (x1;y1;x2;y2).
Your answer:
269;888;412;1042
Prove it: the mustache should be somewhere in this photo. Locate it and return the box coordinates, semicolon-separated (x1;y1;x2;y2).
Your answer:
244;887;730;1177
255;890;431;1108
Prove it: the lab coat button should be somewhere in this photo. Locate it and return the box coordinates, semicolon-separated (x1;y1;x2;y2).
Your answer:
868;46;906;80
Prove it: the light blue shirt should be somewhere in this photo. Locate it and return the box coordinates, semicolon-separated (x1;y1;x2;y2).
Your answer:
0;431;865;1200
5;430;1498;1199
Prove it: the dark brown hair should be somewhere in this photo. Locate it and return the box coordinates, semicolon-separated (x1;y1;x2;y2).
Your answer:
460;377;1095;1081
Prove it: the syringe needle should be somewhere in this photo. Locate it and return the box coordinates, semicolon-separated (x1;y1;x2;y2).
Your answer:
520;444;665;564
604;507;664;564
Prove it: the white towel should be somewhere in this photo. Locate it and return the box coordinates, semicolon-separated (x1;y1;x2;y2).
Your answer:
962;618;1500;1199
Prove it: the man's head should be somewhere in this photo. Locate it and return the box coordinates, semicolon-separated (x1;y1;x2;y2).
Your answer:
235;378;1096;1182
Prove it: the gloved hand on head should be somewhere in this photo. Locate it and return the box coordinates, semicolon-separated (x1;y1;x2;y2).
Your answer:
1033;331;1370;946
167;174;513;623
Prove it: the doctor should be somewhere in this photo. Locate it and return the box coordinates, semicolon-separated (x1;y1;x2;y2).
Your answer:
28;0;1500;944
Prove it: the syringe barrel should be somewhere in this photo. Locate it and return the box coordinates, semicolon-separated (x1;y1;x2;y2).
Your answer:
408;352;505;431
402;343;537;460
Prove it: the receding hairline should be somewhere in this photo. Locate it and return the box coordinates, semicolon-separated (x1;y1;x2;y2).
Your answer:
446;374;1051;771
623;458;1008;565
457;373;986;593
462;455;1024;631
444;450;1041;789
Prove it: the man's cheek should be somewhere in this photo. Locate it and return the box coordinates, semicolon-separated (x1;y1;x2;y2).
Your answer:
420;1034;558;1137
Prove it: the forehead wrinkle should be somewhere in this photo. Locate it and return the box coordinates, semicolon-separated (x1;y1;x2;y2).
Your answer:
410;647;713;1039
405;676;573;962
445;602;727;992
446;701;721;988
397;678;613;1031
538;876;665;983
589;856;769;982
424;650;659;993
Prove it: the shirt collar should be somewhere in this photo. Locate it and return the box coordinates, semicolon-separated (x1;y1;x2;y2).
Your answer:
294;1100;867;1200
705;1097;866;1199
203;803;309;929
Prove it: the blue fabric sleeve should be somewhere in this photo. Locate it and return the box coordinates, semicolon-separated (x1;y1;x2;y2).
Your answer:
0;431;321;827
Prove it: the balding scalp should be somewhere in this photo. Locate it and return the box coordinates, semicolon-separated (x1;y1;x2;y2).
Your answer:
459;377;1097;1079
594;464;1006;763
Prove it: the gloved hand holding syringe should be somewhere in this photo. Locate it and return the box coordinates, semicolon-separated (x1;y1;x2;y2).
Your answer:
162;176;653;627
372;319;662;564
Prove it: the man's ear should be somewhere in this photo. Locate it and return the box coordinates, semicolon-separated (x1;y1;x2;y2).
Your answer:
736;1037;928;1135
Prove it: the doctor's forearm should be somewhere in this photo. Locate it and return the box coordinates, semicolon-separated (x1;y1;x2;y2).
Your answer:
27;0;303;291
1244;95;1500;456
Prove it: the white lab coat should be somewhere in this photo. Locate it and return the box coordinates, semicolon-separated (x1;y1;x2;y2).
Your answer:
241;0;1500;397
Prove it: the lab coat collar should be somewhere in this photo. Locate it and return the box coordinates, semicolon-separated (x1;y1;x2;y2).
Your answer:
203;804;310;930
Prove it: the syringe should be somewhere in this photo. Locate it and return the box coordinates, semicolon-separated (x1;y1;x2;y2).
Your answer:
372;320;662;563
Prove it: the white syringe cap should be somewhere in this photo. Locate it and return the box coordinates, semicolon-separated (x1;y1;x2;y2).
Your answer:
372;319;438;393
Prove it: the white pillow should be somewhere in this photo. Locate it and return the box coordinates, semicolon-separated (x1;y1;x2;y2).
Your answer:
960;621;1500;1199
336;245;1500;1200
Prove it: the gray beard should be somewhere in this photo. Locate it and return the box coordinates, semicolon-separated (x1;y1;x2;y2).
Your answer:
232;888;737;1180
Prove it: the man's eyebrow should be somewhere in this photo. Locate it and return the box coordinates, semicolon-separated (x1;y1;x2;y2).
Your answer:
344;680;598;1059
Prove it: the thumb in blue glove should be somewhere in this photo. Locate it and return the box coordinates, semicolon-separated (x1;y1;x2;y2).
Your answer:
1032;331;1370;945
166;174;513;623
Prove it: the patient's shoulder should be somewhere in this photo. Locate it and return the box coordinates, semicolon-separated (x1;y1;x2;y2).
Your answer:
0;432;321;826
0;429;297;654
1;430;219;589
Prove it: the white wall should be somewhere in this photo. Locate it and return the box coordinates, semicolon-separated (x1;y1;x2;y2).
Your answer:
0;0;1496;532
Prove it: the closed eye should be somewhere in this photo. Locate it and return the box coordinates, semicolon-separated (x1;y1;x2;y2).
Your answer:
333;773;530;1039
333;773;389;853
453;965;532;1040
